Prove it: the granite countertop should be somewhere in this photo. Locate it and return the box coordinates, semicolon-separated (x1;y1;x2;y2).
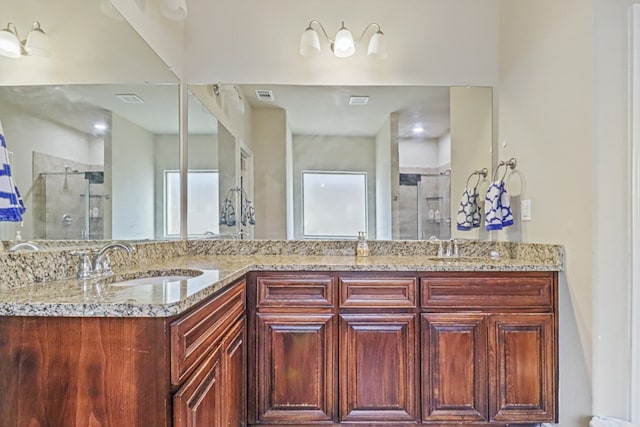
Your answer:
0;253;563;318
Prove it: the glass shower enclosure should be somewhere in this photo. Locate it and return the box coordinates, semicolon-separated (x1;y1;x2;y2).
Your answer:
31;168;106;240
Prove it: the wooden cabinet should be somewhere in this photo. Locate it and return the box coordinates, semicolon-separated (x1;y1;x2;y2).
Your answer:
338;275;419;423
0;278;246;427
339;313;419;422
421;313;488;422
421;272;558;425
489;313;556;422
174;345;224;427
249;273;337;424
255;313;335;423
250;271;558;426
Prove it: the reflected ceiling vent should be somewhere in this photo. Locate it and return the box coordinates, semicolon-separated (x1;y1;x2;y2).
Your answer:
116;93;144;104
348;96;369;105
255;89;275;102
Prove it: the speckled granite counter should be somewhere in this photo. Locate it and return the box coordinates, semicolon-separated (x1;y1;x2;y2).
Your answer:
0;241;564;317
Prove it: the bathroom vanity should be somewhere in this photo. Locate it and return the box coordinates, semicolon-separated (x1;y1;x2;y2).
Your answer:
0;241;562;427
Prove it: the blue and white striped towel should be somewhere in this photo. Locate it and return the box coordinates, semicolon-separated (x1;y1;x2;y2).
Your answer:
484;180;513;231
0;120;25;222
456;187;481;230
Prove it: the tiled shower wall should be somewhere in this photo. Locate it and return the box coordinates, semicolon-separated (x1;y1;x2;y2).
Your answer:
32;152;105;240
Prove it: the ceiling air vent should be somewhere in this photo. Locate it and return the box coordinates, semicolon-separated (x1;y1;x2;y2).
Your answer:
255;89;275;102
116;93;144;104
348;96;369;106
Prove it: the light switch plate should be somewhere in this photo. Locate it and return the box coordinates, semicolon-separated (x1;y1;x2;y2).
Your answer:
521;199;532;221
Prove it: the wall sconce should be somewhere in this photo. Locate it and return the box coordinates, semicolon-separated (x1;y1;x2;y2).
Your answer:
160;0;188;21
299;20;387;59
0;22;51;59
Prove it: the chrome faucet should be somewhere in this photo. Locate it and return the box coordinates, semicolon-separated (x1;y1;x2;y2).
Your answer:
9;241;41;251
93;242;136;276
430;237;459;258
73;242;136;279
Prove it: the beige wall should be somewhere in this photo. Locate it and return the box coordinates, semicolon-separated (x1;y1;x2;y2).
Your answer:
450;87;493;241
110;114;155;240
592;0;639;419
252;109;288;239
184;0;500;87
1;0;177;85
498;1;594;425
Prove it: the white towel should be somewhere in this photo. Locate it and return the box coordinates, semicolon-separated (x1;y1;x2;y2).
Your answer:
456;187;481;230
484;180;513;231
0;120;25;222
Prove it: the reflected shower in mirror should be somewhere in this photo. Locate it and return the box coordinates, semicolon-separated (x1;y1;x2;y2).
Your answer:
0;84;179;241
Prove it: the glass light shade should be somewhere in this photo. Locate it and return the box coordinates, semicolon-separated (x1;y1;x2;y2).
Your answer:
299;27;320;56
161;0;188;20
0;25;21;59
333;24;355;58
367;30;387;59
24;22;51;57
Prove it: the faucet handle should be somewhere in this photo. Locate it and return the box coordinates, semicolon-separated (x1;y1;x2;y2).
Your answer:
71;250;93;279
452;239;459;257
99;254;112;276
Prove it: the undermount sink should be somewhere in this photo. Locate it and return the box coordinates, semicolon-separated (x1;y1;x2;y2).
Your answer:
106;269;204;287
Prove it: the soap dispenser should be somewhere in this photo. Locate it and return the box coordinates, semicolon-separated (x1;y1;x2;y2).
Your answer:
356;231;369;257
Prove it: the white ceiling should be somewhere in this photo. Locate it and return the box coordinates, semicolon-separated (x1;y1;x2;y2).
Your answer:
0;83;450;139
239;84;451;139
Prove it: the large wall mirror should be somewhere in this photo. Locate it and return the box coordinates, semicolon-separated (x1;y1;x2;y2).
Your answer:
230;84;493;241
0;0;179;242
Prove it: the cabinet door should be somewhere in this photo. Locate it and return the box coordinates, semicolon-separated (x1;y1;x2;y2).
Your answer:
222;317;247;427
421;313;488;421
339;313;419;423
488;313;557;423
173;346;222;427
255;313;335;423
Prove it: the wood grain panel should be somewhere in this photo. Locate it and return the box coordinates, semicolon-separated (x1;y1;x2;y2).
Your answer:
339;276;417;308
489;314;556;423
257;275;334;308
171;280;245;385
421;272;554;309
422;313;488;421
256;313;335;422
0;316;170;427
339;313;419;422
173;345;223;427
222;317;247;427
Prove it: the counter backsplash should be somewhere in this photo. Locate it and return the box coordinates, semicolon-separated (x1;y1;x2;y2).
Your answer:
0;239;564;291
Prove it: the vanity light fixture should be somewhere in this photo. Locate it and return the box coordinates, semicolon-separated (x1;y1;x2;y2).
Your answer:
299;20;387;59
0;22;51;59
160;0;188;21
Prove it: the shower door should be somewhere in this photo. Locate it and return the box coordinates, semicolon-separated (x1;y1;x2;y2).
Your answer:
417;173;451;240
33;171;106;240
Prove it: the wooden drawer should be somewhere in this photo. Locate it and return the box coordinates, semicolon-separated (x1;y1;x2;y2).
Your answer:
257;275;334;309
421;273;554;309
171;280;245;385
339;276;417;308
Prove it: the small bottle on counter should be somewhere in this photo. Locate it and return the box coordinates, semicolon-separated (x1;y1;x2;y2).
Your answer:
356;231;369;257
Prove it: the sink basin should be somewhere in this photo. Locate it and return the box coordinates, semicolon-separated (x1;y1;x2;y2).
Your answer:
107;269;204;287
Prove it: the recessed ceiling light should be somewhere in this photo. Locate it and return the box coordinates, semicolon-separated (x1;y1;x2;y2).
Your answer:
412;125;424;134
116;93;144;104
94;123;107;132
348;96;369;106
